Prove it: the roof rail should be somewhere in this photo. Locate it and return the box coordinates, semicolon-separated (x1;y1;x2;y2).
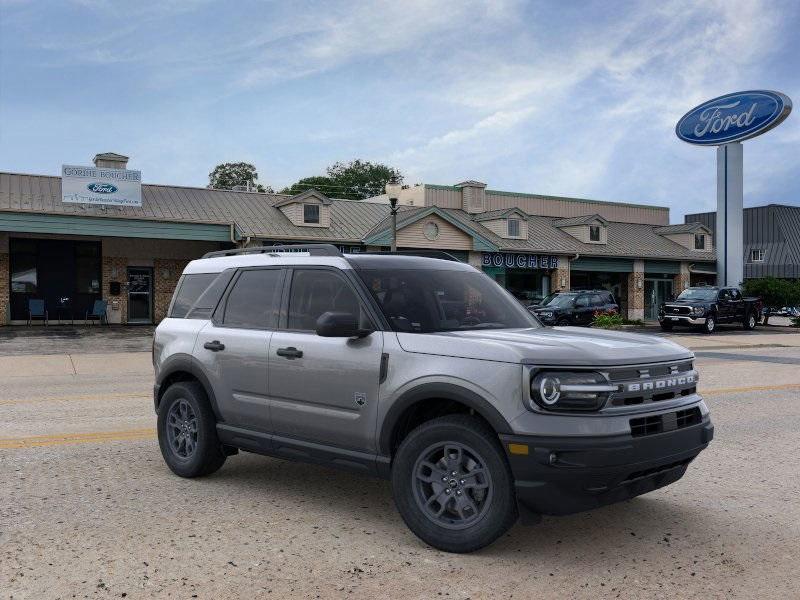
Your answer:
358;250;461;262
202;244;343;259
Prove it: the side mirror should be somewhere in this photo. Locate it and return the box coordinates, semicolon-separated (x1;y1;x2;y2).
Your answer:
315;311;372;338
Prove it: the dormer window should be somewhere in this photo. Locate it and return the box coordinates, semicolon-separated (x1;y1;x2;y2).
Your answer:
694;233;705;250
589;225;601;242
303;204;320;224
507;218;520;238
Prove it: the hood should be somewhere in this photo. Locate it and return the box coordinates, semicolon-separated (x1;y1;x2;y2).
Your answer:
396;327;692;366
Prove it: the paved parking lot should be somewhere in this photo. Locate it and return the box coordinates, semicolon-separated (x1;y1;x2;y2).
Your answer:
1;327;799;599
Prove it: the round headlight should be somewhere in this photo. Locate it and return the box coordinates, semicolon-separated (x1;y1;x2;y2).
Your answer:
538;376;561;405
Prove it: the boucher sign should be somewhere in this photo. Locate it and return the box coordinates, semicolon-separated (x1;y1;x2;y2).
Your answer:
482;253;559;269
62;165;142;207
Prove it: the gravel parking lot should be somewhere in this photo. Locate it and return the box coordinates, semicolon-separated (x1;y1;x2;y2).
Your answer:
1;328;799;599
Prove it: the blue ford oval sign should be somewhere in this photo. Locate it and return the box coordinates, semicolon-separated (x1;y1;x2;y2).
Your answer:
86;182;118;194
676;90;791;145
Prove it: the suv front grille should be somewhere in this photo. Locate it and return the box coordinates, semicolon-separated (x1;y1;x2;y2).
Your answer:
629;407;702;438
606;361;697;408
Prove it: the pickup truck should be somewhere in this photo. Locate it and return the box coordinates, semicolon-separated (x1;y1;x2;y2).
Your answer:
659;286;763;334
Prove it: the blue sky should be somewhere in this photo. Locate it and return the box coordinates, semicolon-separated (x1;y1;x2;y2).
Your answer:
1;0;798;222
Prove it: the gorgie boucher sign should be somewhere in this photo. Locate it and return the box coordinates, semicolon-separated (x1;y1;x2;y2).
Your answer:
62;165;142;207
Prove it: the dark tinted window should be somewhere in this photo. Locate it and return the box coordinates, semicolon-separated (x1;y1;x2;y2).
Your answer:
589;294;603;307
729;289;742;301
287;269;368;330
357;268;538;333
575;295;590;308
304;204;320;224
222;269;282;328
170;273;218;318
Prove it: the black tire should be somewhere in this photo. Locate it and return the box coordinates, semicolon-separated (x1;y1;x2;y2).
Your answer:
391;414;518;553
660;321;673;331
157;381;226;478
556;318;570;326
701;315;716;334
743;311;757;330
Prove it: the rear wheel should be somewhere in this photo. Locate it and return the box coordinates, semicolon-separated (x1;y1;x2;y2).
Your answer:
743;311;757;330
391;415;517;553
157;381;226;478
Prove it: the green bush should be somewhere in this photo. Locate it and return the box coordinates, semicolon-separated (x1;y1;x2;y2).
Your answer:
791;315;800;328
741;277;800;325
592;310;624;329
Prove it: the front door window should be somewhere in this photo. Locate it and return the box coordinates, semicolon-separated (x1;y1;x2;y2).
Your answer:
127;268;153;323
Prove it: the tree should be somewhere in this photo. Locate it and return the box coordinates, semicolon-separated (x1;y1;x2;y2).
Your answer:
742;277;800;325
279;176;337;197
280;159;403;200
209;162;273;193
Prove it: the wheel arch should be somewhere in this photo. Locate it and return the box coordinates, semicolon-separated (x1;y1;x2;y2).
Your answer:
378;383;513;457
155;354;221;419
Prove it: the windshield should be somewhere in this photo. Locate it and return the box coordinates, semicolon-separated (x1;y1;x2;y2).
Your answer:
542;294;577;308
676;288;718;301
356;268;540;333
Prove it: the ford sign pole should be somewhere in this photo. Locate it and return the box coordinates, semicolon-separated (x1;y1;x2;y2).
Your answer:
676;91;792;287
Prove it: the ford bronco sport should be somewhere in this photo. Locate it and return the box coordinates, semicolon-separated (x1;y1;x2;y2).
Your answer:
153;245;713;553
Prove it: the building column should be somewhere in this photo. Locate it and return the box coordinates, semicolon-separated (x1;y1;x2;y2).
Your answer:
467;251;483;269
103;256;128;324
626;259;645;321
553;260;570;293
674;262;691;295
154;258;189;323
0;251;9;326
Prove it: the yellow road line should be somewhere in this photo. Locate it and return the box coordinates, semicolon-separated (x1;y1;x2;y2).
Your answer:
0;428;155;449
701;383;800;396
0;393;150;406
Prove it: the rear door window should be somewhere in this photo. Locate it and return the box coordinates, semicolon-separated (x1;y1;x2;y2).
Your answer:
286;269;370;331
222;269;283;329
575;295;590;308
170;273;218;318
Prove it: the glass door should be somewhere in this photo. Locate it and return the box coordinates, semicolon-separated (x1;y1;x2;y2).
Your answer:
644;278;674;321
127;267;153;324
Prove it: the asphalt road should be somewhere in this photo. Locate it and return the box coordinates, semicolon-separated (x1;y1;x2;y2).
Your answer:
1;333;799;599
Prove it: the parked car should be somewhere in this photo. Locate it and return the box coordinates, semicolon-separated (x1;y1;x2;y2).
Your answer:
153;245;712;553
528;290;619;326
659;286;763;334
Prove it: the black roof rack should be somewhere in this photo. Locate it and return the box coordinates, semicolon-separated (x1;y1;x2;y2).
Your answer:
357;250;461;262
202;244;343;259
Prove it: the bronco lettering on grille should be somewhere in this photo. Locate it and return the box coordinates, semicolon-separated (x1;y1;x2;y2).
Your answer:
627;374;695;393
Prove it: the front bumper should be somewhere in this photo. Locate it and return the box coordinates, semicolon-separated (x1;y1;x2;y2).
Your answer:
659;314;706;325
500;417;713;516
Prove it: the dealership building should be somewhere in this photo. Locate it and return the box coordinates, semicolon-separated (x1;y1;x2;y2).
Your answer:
0;153;716;326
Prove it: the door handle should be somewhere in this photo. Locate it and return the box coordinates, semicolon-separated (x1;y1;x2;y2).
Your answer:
203;340;225;352
276;346;303;359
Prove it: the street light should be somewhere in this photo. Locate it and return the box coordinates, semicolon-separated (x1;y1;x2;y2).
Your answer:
385;176;402;252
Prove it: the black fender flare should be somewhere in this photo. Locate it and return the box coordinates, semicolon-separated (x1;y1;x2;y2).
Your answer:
155;354;222;420
377;382;513;456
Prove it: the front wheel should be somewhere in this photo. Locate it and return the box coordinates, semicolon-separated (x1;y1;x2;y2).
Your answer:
157;381;227;478
660;321;673;331
743;311;757;330
701;315;716;334
391;415;518;553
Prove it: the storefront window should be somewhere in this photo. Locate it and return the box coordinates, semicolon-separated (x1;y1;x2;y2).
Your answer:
75;243;101;293
10;239;38;293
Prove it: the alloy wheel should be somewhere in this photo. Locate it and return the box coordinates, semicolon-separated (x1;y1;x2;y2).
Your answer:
166;399;199;459
412;442;493;530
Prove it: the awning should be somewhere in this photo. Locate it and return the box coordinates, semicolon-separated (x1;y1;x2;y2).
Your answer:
689;263;717;275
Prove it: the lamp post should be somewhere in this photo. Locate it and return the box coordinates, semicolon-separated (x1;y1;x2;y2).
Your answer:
385;176;402;252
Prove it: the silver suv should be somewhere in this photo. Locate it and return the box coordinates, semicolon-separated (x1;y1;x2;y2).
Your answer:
153;245;713;553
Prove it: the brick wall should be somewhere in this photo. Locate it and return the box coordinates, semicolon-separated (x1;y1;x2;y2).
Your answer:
626;260;645;321
102;256;128;324
553;263;571;292
673;262;691;295
0;253;9;326
154;258;189;323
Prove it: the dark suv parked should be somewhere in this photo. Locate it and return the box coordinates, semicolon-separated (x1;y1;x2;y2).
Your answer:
529;290;619;326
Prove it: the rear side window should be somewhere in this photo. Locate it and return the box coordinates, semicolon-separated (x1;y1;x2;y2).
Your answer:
170;273;218;318
589;294;603;307
286;269;370;331
222;269;282;329
575;295;589;308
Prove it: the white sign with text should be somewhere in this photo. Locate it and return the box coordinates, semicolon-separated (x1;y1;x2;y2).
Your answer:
61;165;142;207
